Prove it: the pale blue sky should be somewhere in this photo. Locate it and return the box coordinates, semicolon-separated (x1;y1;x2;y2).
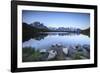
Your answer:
22;10;90;30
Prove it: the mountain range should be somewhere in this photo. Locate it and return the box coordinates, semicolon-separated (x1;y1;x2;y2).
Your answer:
24;21;82;32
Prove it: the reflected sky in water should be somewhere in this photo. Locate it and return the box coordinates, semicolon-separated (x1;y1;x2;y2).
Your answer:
22;33;90;50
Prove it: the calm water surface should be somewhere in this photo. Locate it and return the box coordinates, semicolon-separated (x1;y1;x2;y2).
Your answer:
22;32;90;50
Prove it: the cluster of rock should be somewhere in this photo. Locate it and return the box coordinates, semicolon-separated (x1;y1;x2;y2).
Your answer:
39;44;90;61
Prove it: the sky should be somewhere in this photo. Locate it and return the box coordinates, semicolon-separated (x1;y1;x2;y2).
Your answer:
22;10;90;30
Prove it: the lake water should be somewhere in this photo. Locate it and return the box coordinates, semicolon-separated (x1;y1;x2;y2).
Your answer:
22;32;90;50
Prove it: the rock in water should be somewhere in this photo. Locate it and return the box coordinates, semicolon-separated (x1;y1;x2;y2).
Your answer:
83;45;90;52
62;48;68;55
47;50;57;60
56;43;62;47
40;49;47;53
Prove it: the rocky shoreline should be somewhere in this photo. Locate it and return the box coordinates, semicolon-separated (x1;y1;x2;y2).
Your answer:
22;44;90;62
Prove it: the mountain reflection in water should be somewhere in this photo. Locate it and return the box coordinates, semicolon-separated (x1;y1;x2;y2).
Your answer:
22;32;90;62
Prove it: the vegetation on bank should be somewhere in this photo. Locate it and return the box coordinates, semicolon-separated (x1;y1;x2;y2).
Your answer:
22;47;41;62
81;28;90;37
